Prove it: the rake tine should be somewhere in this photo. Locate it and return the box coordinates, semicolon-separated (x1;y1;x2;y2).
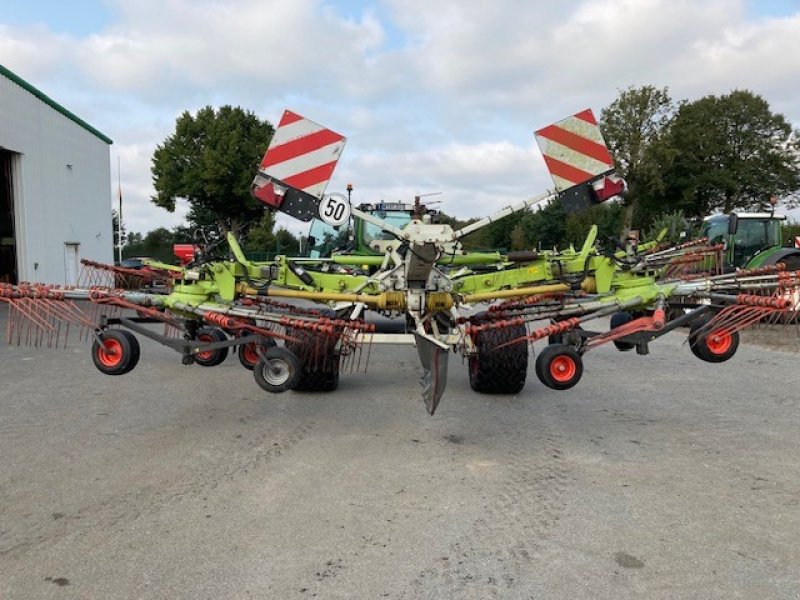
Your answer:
342;341;351;374
17;303;27;346
2;299;10;344
363;332;373;373
17;299;56;340
11;302;20;345
356;331;364;374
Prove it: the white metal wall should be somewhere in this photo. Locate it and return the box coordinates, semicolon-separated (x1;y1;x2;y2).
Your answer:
0;74;113;284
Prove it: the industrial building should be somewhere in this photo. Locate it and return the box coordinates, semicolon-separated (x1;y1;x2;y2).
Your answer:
0;64;113;285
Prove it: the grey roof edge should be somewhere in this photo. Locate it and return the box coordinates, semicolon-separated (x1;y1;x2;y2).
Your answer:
0;63;113;145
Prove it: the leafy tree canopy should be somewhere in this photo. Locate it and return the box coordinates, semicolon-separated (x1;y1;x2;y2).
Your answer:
600;85;676;230
151;105;274;233
663;90;800;216
123;227;179;263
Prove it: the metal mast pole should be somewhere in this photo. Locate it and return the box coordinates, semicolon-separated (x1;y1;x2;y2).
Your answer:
117;156;123;263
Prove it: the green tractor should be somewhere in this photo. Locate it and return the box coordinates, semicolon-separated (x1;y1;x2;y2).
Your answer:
699;212;800;271
304;198;455;260
305;201;413;258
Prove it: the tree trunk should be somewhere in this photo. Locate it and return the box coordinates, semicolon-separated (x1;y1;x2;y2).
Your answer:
623;201;636;234
622;180;637;234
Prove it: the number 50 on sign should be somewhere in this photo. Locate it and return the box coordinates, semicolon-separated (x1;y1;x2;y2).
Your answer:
318;194;351;227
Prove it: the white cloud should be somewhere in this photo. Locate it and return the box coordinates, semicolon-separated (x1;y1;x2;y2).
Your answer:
0;24;73;78
330;140;549;221
111;141;189;235
74;0;389;103
3;0;800;239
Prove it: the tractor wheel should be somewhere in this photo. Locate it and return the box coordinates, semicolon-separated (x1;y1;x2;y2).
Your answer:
238;334;277;370
194;328;229;367
294;357;340;392
253;347;301;393
535;344;583;390
92;329;140;376
610;311;635;352
777;254;800;271
468;317;528;394
286;326;341;392
689;320;739;363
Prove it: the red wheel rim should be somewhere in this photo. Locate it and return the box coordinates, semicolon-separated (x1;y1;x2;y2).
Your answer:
549;355;576;383
97;338;124;367
196;334;215;360
243;343;259;365
706;330;732;355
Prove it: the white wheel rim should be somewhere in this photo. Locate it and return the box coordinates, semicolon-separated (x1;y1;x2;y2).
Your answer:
262;358;290;385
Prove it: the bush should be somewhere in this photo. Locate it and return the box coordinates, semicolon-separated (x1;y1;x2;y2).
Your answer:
782;221;800;247
644;210;689;244
564;202;625;248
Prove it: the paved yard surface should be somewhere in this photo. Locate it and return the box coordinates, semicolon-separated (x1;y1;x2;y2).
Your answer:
1;306;799;599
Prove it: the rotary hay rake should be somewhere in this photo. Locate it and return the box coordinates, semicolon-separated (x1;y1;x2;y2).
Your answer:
2;108;799;415
78;258;177;291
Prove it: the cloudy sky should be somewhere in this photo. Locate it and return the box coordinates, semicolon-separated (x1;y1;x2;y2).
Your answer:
2;0;800;236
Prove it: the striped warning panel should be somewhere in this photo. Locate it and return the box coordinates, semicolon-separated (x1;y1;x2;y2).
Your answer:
259;110;346;199
534;109;614;192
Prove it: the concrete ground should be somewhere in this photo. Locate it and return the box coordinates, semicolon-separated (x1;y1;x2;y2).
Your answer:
1;305;799;599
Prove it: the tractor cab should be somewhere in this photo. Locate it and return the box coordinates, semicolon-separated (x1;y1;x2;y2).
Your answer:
700;212;787;270
306;219;351;258
355;202;415;255
305;202;416;258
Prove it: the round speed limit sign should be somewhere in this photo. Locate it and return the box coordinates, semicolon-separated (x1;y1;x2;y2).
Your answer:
318;193;351;227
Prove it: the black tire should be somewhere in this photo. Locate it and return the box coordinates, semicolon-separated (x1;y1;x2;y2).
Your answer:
238;334;277;370
689;319;739;363
777;254;800;271
193;327;228;367
286;323;341;392
91;329;140;376
535;344;583;390
295;358;340;392
253;347;301;393
116;330;141;374
468;317;528;394
610;311;635;351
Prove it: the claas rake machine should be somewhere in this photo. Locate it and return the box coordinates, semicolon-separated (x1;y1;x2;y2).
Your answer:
2;109;798;415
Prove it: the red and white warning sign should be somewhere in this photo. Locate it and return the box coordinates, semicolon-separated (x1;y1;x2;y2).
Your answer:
258;110;346;199
534;109;615;192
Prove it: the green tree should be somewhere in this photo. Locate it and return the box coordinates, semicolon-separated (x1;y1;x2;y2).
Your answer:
782;221;800;246
151;105;274;233
509;224;527;250
123;227;177;263
519;201;567;250
564;202;625;248
125;232;143;246
644;210;689;245
274;228;300;255
436;212;494;250
664;90;800;216
244;212;277;253
243;213;299;257
441;201;568;252
600;86;676;231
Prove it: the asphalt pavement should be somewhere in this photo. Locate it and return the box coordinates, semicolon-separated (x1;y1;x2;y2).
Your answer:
1;304;799;599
